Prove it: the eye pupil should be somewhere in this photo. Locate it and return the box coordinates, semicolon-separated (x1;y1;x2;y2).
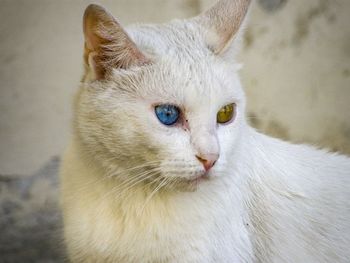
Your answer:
155;104;180;126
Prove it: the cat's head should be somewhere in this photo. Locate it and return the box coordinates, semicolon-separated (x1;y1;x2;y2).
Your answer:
75;0;251;191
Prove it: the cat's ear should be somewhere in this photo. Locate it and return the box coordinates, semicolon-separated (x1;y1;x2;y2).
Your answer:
195;0;251;55
83;4;150;80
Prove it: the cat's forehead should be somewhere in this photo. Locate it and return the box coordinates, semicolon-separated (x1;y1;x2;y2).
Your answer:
129;20;210;62
123;21;243;107
155;60;236;106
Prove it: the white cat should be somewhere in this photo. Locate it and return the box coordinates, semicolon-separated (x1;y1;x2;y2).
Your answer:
60;0;350;262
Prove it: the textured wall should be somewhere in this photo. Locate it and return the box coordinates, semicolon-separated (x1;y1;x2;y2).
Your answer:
0;0;349;175
240;0;350;155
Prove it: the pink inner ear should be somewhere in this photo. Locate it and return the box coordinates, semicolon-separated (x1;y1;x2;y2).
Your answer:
84;23;102;53
196;0;251;54
83;4;151;79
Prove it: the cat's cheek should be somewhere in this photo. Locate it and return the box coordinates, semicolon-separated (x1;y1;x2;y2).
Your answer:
216;120;242;168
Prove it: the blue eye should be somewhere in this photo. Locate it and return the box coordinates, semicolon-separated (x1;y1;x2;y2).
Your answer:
155;104;180;126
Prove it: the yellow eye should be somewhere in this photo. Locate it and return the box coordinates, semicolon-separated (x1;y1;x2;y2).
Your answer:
217;103;235;124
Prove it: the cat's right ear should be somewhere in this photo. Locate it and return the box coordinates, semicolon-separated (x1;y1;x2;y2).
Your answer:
194;0;251;56
83;4;150;80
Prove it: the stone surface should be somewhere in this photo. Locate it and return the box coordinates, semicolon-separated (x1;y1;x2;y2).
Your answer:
0;157;65;263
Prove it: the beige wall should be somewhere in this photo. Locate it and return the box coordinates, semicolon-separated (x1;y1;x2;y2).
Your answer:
0;0;349;175
240;0;350;155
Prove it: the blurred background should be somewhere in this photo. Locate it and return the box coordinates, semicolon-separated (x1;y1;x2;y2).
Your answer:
0;0;349;176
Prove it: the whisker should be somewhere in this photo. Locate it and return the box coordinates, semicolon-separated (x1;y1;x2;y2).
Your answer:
112;167;160;193
106;160;160;178
94;168;160;214
115;169;160;197
64;161;160;200
138;177;169;216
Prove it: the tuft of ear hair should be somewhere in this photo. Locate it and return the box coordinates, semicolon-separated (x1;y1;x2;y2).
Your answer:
195;0;251;55
83;4;150;80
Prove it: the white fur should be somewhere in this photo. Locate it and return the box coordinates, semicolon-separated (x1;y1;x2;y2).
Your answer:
60;2;350;262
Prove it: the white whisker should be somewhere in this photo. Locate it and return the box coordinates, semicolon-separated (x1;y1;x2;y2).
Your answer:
138;177;169;216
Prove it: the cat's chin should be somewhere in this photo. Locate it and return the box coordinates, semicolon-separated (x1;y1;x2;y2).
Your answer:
188;173;209;185
174;173;210;192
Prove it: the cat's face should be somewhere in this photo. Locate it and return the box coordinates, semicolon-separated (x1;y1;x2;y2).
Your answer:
76;1;250;190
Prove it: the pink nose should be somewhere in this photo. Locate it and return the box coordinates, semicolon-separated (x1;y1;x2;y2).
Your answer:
196;154;219;171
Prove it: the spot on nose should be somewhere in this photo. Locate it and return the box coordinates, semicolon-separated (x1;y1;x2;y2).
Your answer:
196;154;219;171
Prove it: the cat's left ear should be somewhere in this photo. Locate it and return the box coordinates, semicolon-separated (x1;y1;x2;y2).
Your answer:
194;0;251;56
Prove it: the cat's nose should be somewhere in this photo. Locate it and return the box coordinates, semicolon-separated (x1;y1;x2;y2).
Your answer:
196;154;219;171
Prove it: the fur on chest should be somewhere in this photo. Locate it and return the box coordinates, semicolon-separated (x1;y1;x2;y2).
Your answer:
63;182;252;262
